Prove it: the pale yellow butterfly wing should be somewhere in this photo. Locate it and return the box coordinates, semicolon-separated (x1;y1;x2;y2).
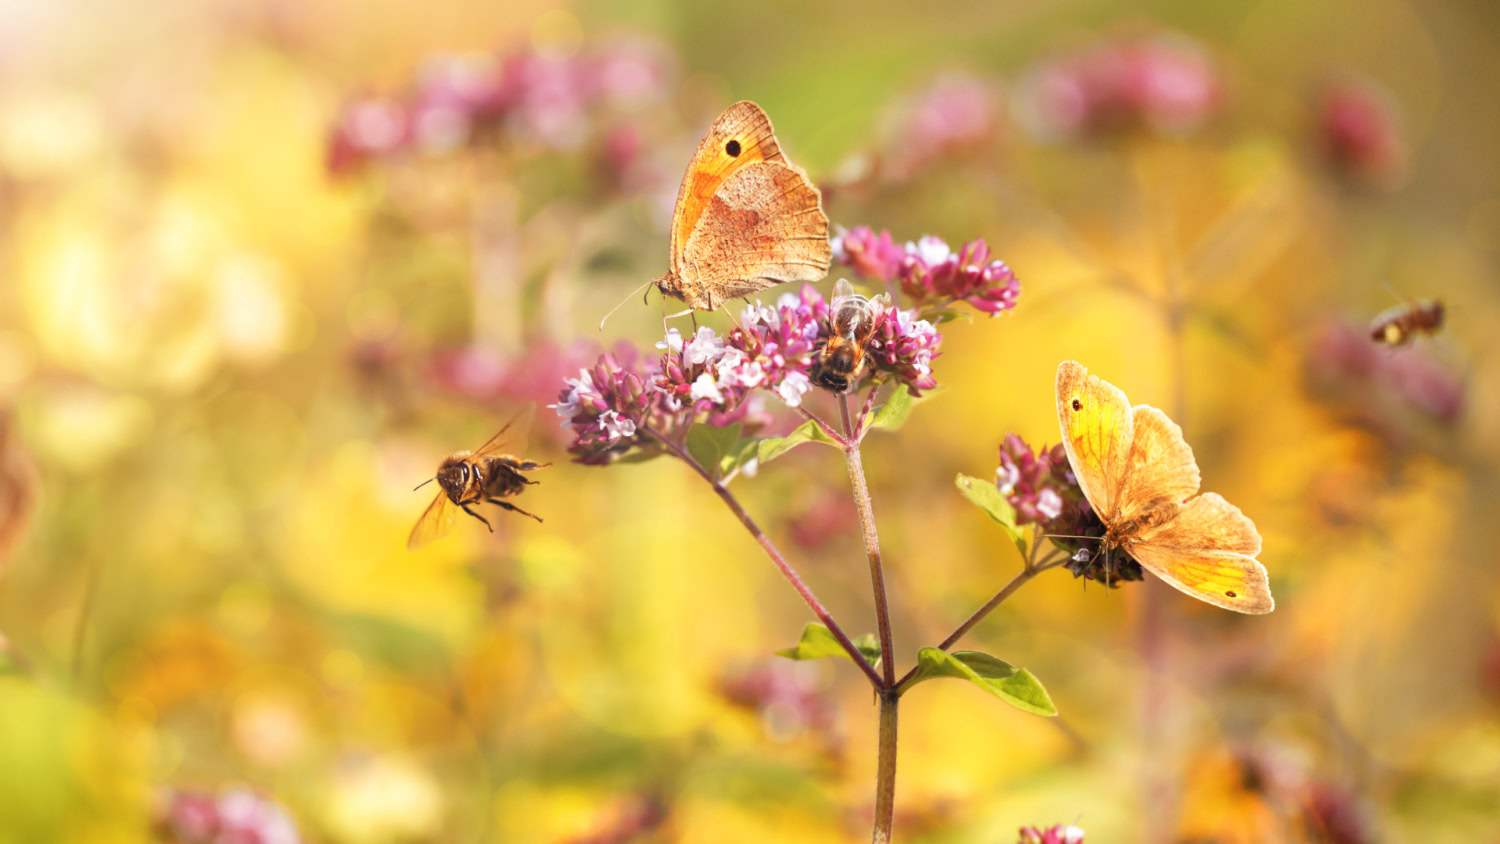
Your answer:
1056;360;1134;520
1114;405;1201;525
1131;493;1272;613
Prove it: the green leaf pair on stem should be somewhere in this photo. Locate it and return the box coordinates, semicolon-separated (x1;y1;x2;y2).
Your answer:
778;623;1055;716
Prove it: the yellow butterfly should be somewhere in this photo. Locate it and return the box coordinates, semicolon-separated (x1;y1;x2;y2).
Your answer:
1054;361;1274;614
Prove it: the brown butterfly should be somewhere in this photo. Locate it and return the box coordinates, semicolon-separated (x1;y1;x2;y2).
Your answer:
1055;361;1273;614
407;405;548;550
654;100;832;311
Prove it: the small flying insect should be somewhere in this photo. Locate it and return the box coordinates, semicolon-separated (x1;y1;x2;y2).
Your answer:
1369;298;1444;346
813;279;890;393
407;405;549;550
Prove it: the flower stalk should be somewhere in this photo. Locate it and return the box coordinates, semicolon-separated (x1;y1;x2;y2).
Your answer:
641;424;884;689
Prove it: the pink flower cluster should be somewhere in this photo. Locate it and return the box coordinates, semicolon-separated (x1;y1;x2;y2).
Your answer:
551;284;944;464
1018;825;1085;844
155;787;300;844
328;41;671;174
996;433;1143;586
996;433;1073;525
1317;77;1407;189
832;227;1022;317
1013;33;1220;140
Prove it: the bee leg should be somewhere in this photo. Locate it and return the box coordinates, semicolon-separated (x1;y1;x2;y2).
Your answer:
460;503;493;532
488;498;543;524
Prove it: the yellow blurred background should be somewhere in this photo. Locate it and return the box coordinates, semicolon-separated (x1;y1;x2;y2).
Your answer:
1;0;1498;841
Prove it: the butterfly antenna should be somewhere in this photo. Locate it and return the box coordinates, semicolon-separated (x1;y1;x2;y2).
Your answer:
599;277;659;332
719;302;743;332
413;477;435;491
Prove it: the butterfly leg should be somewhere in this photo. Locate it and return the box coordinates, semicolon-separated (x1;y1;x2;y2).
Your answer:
488;497;543;523
460;503;494;532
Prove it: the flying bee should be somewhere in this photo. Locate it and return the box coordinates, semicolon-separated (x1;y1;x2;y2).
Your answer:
1369;299;1444;346
407;404;549;550
813;279;890;393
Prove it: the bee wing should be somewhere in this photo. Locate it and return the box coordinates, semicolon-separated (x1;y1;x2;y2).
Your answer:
473;403;536;459
407;491;457;550
830;278;859;310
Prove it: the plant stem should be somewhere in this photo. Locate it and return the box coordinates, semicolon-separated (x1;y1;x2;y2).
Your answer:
892;556;1064;694
838;395;896;687
837;394;901;843
872;689;899;844
641;424;884;689
796;406;846;446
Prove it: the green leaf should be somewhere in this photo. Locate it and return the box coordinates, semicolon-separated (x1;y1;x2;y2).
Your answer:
757;419;839;465
868;387;914;431
719;436;762;479
955;473;1028;557
776;623;881;669
909;648;1057;716
686;422;742;479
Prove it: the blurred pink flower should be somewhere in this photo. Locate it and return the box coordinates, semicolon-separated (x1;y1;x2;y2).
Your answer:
327;95;409;175
1014;33;1221;140
1306;318;1464;432
328;40;674;173
157;787;301;844
1018;825;1085;844
718;659;837;740
884;73;999;180
1318;76;1407;189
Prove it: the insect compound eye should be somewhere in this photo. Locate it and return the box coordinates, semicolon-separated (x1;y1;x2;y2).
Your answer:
459;464;470;480
725;139;741;157
1071;398;1082;411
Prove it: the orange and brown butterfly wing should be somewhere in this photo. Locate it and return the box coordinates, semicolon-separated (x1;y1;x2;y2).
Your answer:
667;101;830;310
1113;405;1201;525
407;490;457;550
1130;492;1272;613
669;101;786;273
472;403;536;460
1056;360;1134;521
678;161;830;307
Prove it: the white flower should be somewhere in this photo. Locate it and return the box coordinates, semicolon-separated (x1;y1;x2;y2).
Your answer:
547;369;594;423
739;457;759;478
907;235;952;267
776;291;800;311
775;371;812;407
598;410;636;441
1063;826;1085;844
656;327;684;352
996;462;1020;495
742;301;780;330
737;360;766;388
1037;488;1063;520
689;372;724;404
683;326;723;365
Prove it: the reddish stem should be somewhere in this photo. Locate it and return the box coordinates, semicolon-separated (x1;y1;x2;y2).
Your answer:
641;424;883;689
